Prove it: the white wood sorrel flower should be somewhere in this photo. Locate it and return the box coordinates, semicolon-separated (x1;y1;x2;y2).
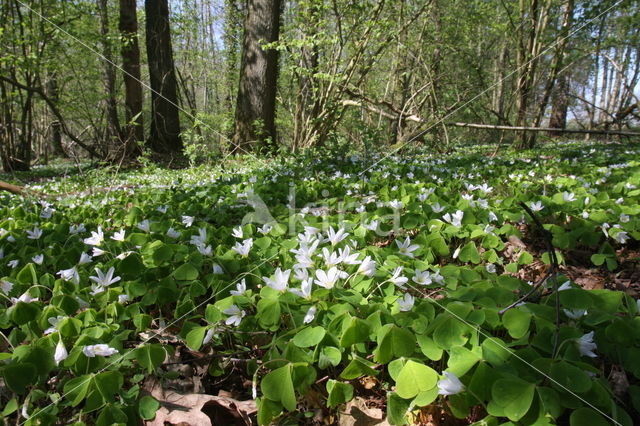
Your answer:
83;344;118;357
89;267;121;287
577;331;597;358
396;237;419;258
397;293;415;312
303;306;317;324
83;227;104;246
263;267;291;291
54;339;68;365
223;305;245;326
437;371;465;395
314;267;346;289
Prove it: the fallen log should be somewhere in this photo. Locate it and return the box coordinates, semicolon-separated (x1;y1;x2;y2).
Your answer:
0;180;25;196
449;122;640;137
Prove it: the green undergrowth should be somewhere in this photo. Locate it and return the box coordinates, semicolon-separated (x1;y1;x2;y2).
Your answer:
1;141;639;425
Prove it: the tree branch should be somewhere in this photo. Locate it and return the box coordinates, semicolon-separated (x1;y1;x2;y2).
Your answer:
0;75;101;158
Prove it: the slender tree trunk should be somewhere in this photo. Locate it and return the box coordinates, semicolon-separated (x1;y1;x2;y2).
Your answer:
293;0;321;150
119;0;143;159
598;53;609;125
493;44;508;123
145;0;182;154
223;0;242;113
232;0;282;153
515;0;550;149
97;0;122;155
45;74;66;157
531;0;574;140
587;22;602;137
429;0;447;149
515;0;534;148
548;72;569;134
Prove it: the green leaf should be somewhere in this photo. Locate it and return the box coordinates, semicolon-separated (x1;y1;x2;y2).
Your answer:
54;294;80;315
205;305;222;323
505;263;518;273
95;404;128;426
138;395;160;420
447;345;482;377
318;346;342;369
433;317;470;349
135;344;166;373
459;242;481;264
9;301;40;325
469;362;497;402
559;288;593;310
133;313;152;331
374;326;416;364
416;334;443;360
590;253;607;266
3;362;37;394
1;398;18;416
93;371;123;403
261;364;297;411
340;358;378;380
185;326;207;351
413;386;439;407
395;360;438;399
16;263;38;285
488;377;535;421
119;253;144;279
388;359;405;382
482;338;511;367
152;243;173;265
254;236;272;250
172;263;199;281
256;298;281;329
569;408;610;426
387;391;411;425
340;317;370;347
257;398;282;426
58;317;83;337
326;380;353;408
550;361;592;393
537;387;562;419
293;326;326;348
502;308;531;339
64;374;93;407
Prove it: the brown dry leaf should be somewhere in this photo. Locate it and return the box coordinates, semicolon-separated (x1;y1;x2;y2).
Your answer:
144;377;256;426
574;274;605;290
338;397;390;426
139;329;181;344
359;376;378;390
609;365;629;399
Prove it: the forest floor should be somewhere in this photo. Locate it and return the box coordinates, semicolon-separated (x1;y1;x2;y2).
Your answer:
1;141;639;425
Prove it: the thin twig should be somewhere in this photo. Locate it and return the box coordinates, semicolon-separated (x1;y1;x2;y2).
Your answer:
517;201;561;356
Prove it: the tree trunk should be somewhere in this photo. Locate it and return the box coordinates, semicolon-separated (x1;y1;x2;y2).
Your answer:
97;0;123;155
45;74;66;157
232;0;282;153
145;0;182;154
119;0;144;159
515;0;550;149
531;0;574;140
493;43;509;123
548;72;569;134
292;0;321;150
223;0;243;113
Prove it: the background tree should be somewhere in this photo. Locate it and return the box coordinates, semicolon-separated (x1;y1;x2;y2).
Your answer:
97;0;123;157
145;0;182;155
232;0;282;153
119;0;144;159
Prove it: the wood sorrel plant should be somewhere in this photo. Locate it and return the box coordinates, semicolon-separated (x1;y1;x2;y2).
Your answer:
0;142;638;424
